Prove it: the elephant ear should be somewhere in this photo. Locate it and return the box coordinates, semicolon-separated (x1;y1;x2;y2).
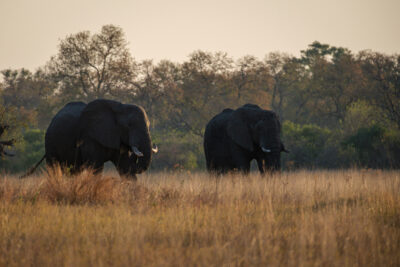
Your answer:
79;99;123;150
227;108;254;151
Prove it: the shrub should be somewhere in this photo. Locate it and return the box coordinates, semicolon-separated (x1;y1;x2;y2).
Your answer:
282;121;332;168
0;128;45;173
42;166;122;204
343;125;400;168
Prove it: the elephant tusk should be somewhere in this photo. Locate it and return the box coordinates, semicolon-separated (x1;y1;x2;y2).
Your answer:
152;144;158;153
132;146;144;157
261;147;271;153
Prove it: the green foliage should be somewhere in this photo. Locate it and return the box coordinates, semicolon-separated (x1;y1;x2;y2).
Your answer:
343;125;400;168
0;103;33;144
151;131;203;171
22;129;45;167
343;101;378;135
282;121;332;168
0;128;45;173
359;52;400;128
383;129;400;168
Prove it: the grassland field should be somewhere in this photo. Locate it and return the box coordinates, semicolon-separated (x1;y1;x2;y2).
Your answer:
0;168;399;266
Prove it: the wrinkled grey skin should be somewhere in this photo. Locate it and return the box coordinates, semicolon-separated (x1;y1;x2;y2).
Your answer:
204;104;288;175
45;99;155;179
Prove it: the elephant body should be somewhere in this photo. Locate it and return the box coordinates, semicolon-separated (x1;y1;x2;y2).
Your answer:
45;102;86;168
45;99;156;179
204;104;287;175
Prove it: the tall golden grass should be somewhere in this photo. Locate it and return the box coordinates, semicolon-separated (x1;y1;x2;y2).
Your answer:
0;169;399;266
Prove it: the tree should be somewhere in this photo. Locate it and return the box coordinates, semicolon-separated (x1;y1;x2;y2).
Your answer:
297;42;364;127
47;25;136;102
0;85;36;144
265;52;305;122
230;55;271;107
127;59;181;130
1;68;56;129
1;69;38;109
0;128;45;172
171;50;234;137
359;51;400;128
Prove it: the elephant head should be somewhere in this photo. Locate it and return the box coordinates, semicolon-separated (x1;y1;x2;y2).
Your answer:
227;104;286;171
78;99;157;176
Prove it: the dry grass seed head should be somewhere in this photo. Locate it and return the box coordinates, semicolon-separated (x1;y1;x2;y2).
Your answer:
42;166;121;204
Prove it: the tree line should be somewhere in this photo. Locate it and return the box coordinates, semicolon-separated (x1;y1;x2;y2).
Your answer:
1;25;399;173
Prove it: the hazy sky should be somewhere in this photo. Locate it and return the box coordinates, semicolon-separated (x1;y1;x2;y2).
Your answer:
0;0;399;71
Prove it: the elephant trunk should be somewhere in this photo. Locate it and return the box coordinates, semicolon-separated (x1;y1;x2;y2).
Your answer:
260;152;280;172
133;132;152;174
260;135;281;171
269;153;281;171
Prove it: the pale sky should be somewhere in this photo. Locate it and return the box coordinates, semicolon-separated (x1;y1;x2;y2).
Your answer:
0;0;399;71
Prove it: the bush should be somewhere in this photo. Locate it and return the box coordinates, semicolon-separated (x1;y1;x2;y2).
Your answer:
0;128;45;173
282;121;333;168
151;131;204;171
343;125;400;168
383;128;400;168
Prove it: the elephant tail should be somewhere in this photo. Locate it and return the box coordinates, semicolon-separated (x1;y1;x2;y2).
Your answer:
19;154;46;179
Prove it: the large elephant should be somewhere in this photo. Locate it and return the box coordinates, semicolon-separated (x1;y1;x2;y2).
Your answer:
39;99;157;179
204;104;288;175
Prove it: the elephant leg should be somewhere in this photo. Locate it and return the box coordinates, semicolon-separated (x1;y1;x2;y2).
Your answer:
78;158;104;175
265;153;281;172
210;159;238;175
80;139;107;175
256;158;266;175
230;145;251;174
239;164;251;174
232;156;250;174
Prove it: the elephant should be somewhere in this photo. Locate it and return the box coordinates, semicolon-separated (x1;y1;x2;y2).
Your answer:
204;104;288;175
25;99;157;179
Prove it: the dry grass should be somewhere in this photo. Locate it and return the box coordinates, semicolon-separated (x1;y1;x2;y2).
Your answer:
0;169;399;266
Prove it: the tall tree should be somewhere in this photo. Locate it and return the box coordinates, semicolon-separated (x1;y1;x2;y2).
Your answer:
128;59;181;129
47;25;136;102
172;51;233;137
1;68;56;128
230;55;271;108
265;52;305;122
359;51;400;128
297;42;364;127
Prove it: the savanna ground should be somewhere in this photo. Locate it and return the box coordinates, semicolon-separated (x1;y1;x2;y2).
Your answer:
0;168;399;266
